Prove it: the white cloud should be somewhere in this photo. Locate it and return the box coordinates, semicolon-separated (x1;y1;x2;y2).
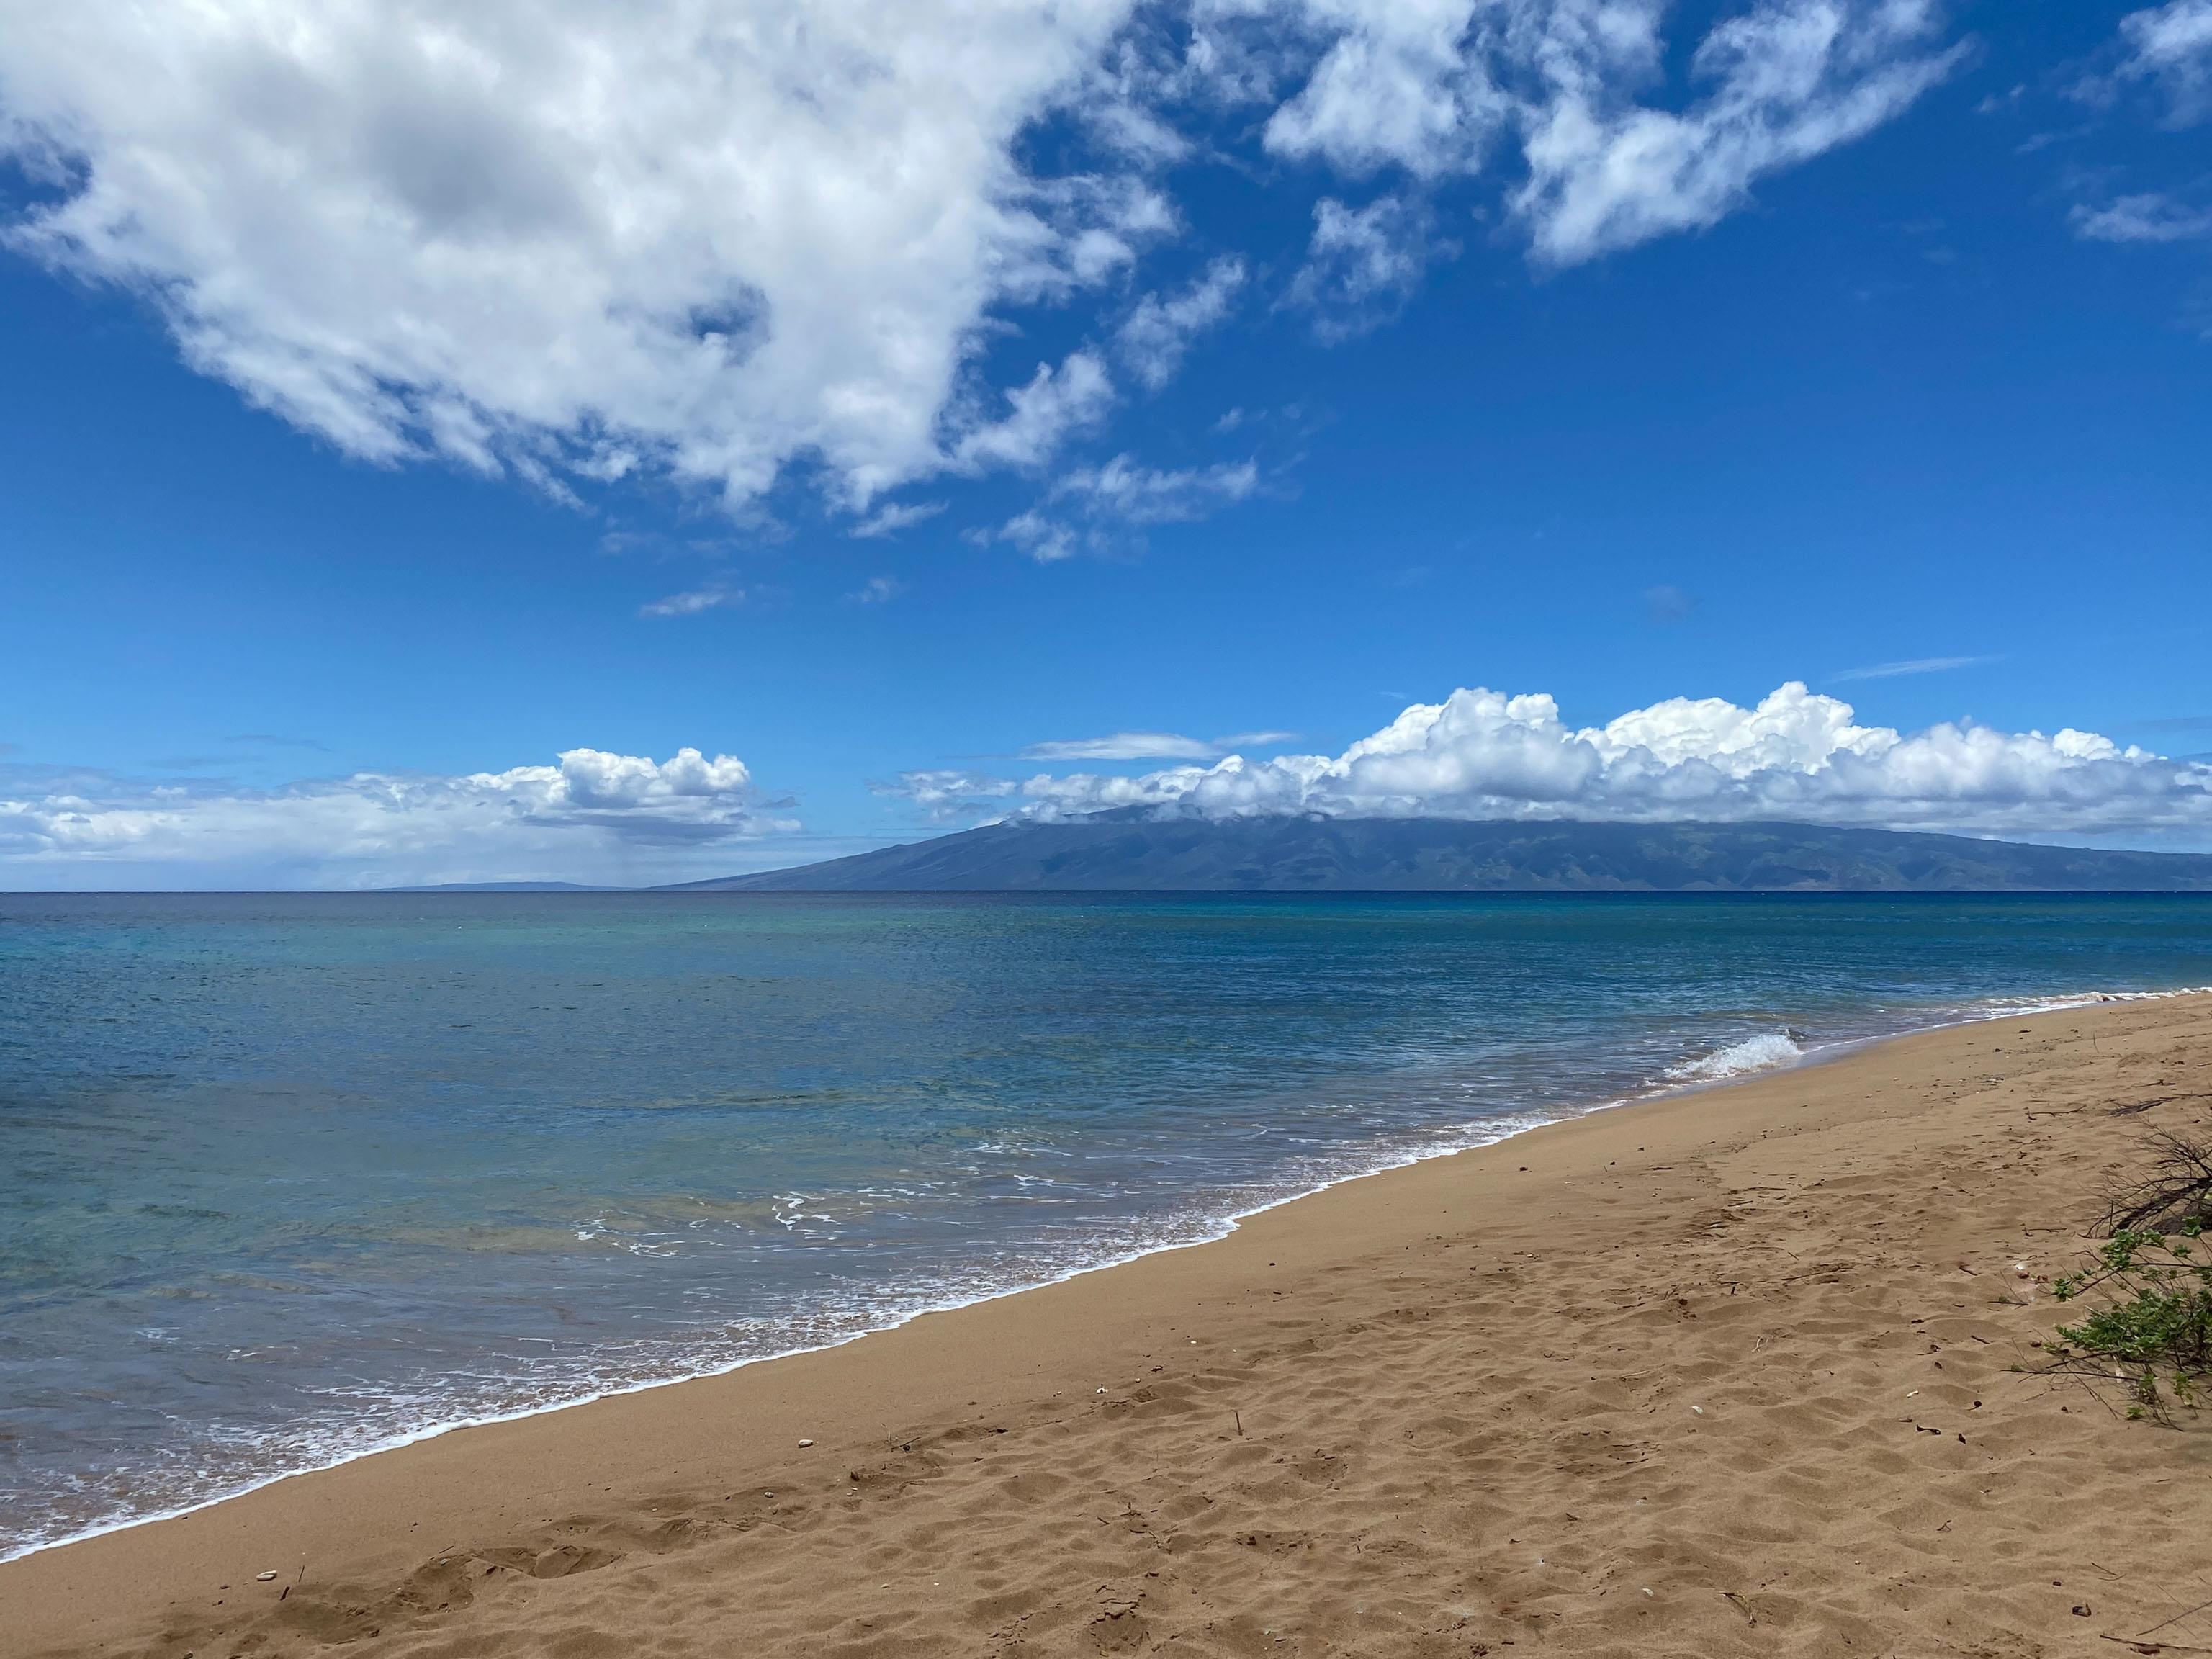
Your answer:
639;583;743;618
1262;0;1505;178
1020;727;1302;760
0;0;1136;508
1053;454;1260;521
1507;0;1964;264
979;451;1258;560
0;747;794;888
1225;0;1960;265
850;501;947;539
2071;192;2212;243
916;682;2212;838
848;575;909;604
984;507;1082;563
1023;732;1226;761
0;0;1961;516
1289;194;1444;338
2116;0;2212;125
948;351;1116;472
868;768;1021;822
1830;653;1997;682
1118;256;1246;389
1302;194;1439;319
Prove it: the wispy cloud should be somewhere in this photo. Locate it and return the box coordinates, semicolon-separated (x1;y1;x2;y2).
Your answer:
2072;192;2212;243
1117;256;1245;390
867;768;1020;823
2111;0;2212;125
979;454;1261;563
226;732;331;752
639;584;743;619
1054;455;1259;524
1830;654;1998;683
1018;729;1300;762
1022;732;1220;762
1507;1;1964;266
948;352;1114;474
1289;195;1444;342
847;575;907;605
850;501;945;539
981;509;1080;565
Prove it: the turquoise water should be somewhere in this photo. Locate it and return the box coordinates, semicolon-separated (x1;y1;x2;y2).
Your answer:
1;891;2206;1559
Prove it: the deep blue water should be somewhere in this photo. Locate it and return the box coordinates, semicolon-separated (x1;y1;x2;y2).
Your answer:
1;891;2207;1558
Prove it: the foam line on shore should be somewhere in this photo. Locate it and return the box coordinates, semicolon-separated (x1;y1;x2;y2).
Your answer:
7;980;2207;1568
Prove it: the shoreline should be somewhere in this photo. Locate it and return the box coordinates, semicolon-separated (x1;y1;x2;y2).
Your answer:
9;986;2203;1583
8;981;2201;1575
9;987;2212;1653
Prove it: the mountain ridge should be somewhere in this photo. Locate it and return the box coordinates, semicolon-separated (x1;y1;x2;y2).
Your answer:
663;817;2212;894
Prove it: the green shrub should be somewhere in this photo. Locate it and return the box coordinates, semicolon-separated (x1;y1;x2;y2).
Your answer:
2051;1217;2212;1419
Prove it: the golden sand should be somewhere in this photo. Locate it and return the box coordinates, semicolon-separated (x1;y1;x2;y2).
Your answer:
9;992;2212;1658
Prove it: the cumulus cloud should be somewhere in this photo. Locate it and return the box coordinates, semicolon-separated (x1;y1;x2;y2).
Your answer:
0;1;1136;508
0;747;795;888
889;682;2212;839
0;0;1964;519
2114;0;2212;125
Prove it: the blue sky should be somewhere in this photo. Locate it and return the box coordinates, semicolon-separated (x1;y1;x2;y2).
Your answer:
2;0;2209;886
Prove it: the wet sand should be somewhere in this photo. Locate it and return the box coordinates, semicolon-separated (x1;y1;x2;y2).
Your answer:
9;992;2212;1658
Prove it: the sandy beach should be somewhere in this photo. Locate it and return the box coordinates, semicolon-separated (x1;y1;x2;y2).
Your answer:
9;990;2212;1658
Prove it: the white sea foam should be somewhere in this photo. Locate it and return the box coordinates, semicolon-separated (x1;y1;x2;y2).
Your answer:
1662;1032;1807;1085
9;979;2208;1567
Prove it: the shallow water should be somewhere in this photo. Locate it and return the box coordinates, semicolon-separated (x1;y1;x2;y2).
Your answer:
1;890;2206;1558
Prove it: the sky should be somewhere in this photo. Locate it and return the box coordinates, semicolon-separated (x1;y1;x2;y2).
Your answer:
1;0;2209;889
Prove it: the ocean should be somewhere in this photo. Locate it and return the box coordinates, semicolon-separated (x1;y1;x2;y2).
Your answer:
2;890;2206;1560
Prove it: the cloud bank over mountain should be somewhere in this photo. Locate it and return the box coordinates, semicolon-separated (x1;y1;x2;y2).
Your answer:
887;683;2212;840
9;685;2210;888
0;0;1961;518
